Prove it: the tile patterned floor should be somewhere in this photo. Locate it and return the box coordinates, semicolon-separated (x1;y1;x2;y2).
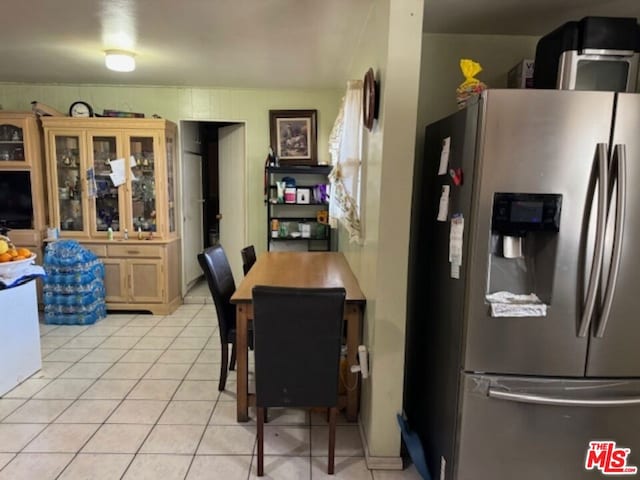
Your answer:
0;292;421;479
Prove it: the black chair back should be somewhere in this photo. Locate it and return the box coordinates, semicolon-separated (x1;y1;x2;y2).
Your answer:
252;286;345;408
197;245;236;339
241;245;257;275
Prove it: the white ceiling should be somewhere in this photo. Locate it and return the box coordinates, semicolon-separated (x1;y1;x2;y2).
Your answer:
0;0;373;89
1;0;640;89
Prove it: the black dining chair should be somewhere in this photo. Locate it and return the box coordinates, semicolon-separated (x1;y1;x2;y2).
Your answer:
197;245;252;391
240;245;256;275
252;285;346;476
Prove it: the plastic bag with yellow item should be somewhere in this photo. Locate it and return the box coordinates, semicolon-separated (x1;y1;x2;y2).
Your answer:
456;59;487;109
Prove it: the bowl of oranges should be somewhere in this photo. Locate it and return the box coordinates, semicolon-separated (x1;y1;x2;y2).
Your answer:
0;235;36;276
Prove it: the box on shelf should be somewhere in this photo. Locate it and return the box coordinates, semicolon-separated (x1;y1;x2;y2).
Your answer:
508;59;535;89
284;187;296;204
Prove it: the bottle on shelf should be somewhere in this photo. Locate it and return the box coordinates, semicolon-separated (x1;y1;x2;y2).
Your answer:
107;227;113;241
266;146;279;167
123;228;129;240
137;226;143;240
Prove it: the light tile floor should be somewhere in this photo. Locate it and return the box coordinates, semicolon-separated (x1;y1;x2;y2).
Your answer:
0;294;421;479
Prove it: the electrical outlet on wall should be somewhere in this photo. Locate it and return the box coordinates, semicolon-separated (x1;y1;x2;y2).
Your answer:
349;344;369;378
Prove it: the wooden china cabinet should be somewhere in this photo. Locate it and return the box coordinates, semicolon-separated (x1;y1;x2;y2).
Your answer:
41;117;182;315
0;111;47;257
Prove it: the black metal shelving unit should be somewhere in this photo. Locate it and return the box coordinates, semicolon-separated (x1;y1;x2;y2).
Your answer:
265;165;332;251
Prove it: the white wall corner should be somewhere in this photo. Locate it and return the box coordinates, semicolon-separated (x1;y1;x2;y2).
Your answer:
359;420;404;470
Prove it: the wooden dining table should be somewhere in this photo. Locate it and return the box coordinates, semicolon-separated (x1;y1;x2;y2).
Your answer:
230;251;366;422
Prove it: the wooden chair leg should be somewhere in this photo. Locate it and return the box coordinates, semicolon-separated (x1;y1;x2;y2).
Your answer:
229;342;237;371
328;406;337;475
257;407;265;476
218;343;228;391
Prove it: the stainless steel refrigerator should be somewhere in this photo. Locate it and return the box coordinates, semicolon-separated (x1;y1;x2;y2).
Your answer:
404;89;640;480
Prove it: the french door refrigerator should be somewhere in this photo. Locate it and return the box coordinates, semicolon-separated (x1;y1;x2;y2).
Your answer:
404;89;640;480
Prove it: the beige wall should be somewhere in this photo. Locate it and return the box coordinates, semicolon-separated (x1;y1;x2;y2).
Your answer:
0;83;341;255
337;0;424;461
419;33;539;126
338;28;536;460
414;33;540;235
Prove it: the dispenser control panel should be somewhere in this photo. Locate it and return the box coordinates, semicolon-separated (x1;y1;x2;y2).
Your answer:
492;193;562;235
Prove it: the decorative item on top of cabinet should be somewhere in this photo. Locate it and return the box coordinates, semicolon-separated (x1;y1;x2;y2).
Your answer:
69;101;94;118
41;117;181;315
31;101;65;117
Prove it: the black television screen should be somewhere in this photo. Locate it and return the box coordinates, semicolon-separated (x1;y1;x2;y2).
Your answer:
0;171;34;229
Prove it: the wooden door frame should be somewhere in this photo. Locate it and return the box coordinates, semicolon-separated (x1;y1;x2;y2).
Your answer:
178;119;247;296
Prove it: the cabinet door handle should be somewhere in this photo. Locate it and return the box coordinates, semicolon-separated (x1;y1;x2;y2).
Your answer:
127;250;140;255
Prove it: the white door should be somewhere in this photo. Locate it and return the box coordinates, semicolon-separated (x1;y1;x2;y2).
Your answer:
182;152;204;288
218;124;246;282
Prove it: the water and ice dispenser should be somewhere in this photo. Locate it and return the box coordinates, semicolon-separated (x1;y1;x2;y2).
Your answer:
487;193;562;316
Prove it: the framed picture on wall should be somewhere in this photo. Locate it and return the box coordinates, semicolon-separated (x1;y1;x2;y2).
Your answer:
269;109;317;165
296;188;311;204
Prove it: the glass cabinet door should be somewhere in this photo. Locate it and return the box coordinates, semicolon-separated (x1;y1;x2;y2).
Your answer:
91;135;121;233
0;123;25;162
128;136;157;234
165;134;176;233
53;135;84;232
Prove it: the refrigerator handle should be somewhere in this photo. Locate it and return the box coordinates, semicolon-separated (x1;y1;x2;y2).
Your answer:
596;144;627;338
488;387;640;407
578;143;608;337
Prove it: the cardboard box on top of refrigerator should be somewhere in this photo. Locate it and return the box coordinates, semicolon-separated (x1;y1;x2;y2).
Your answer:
508;59;535;88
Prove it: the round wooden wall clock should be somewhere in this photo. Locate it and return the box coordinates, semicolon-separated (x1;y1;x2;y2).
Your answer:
363;67;377;131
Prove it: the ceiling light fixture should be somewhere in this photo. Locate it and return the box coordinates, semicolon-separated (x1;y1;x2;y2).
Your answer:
104;50;136;72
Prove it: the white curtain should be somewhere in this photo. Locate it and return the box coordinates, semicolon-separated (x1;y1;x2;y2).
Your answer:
328;80;363;243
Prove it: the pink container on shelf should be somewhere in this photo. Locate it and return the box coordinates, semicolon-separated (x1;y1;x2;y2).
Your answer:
284;187;296;204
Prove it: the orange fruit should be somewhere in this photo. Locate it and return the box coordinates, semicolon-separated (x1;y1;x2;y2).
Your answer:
12;255;26;261
16;247;31;257
0;253;11;263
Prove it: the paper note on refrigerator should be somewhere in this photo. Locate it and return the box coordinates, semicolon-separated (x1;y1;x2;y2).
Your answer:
438;137;451;175
450;264;460;279
449;214;464;279
437;185;450;221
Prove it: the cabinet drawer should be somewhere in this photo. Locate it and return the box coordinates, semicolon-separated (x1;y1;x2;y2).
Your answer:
10;231;40;248
107;244;163;258
83;244;107;257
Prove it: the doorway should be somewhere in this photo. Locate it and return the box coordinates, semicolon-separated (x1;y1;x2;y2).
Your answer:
180;120;246;296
